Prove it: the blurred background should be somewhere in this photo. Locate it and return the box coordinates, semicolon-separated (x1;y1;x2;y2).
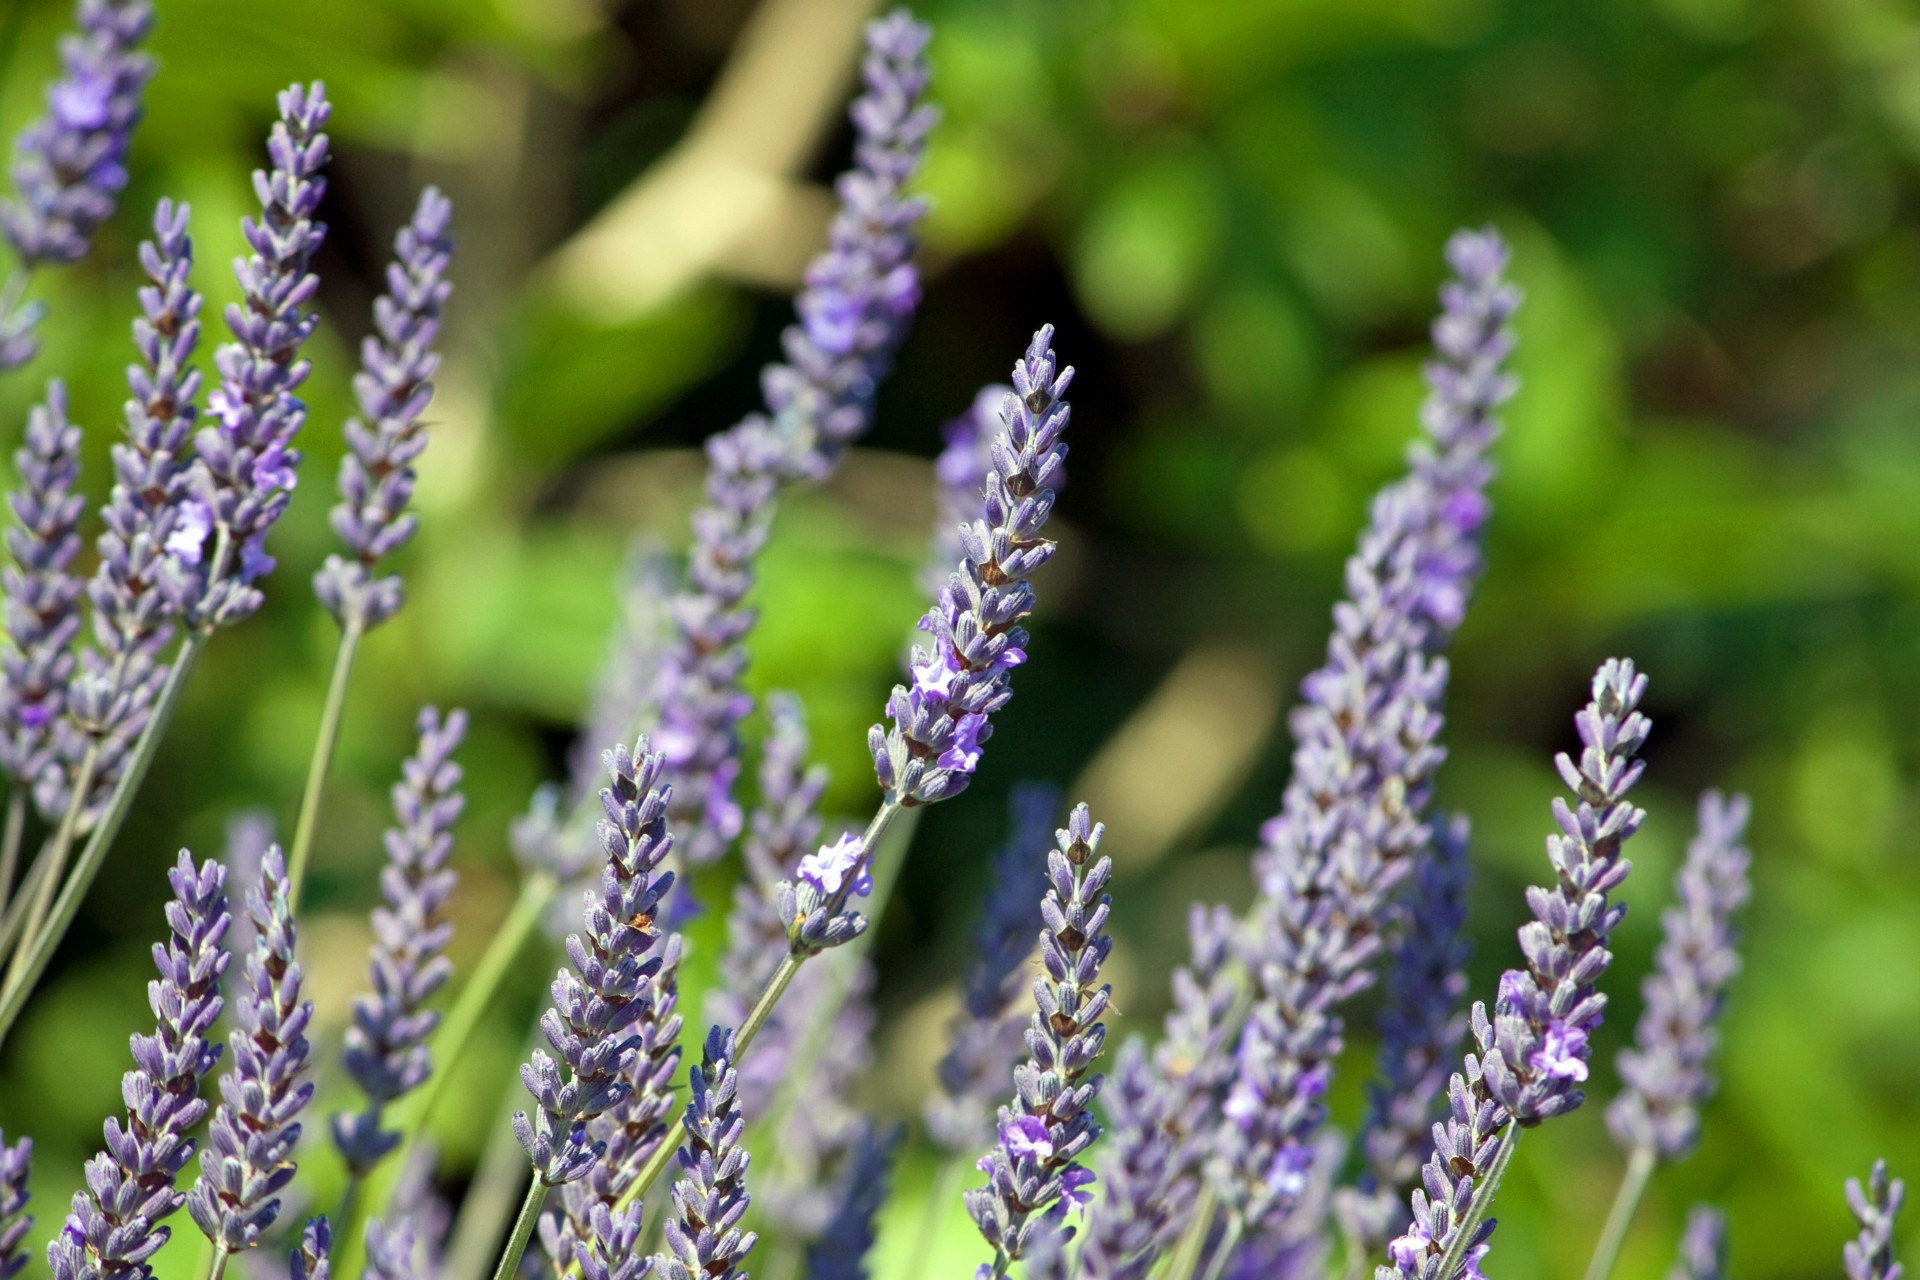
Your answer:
2;0;1918;1276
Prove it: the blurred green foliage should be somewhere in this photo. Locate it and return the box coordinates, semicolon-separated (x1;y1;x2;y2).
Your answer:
2;0;1919;1277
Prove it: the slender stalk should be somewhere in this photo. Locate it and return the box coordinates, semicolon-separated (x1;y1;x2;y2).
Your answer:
989;1247;1011;1279
286;619;364;912
204;1247;232;1280
1434;1122;1520;1280
0;845;55;964
1581;1144;1657;1280
0;634;204;1048
1196;1211;1245;1280
4;741;100;988
1164;1185;1219;1280
0;790;24;918
488;1177;547;1280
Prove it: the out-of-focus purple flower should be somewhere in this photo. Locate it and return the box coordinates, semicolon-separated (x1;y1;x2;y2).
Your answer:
313;186;454;631
1;383;85;796
1845;1161;1905;1280
924;384;1012;595
1376;660;1653;1280
1608;791;1752;1163
332;708;467;1175
49;853;230;1280
1335;815;1472;1250
516;742;677;1186
927;783;1059;1154
175;84;330;631
1669;1206;1725;1280
872;327;1073;809
1222;230;1519;1248
804;1124;899;1280
654;1027;756;1280
0;1132;30;1280
968;805;1111;1268
0;0;154;371
188;847;314;1255
657;11;934;869
287;1219;329;1280
1077;1040;1177;1280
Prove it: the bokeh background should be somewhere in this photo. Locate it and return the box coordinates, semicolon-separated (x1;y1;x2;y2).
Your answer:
2;0;1918;1277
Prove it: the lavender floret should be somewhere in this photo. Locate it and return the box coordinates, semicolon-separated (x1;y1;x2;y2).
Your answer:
332;707;468;1174
1845;1162;1905;1280
804;1125;898;1280
313;186;454;631
927;782;1058;1153
172;83;330;630
1668;1206;1725;1280
188;846;314;1255
654;1027;756;1280
0;1132;29;1280
288;1219;328;1280
968;804;1110;1269
516;742;676;1186
1607;790;1752;1163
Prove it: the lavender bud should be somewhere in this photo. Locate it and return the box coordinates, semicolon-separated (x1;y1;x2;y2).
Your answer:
872;326;1073;807
1668;1207;1725;1280
927;782;1059;1154
654;1028;756;1280
288;1219;329;1280
1607;791;1751;1163
0;1133;29;1280
804;1124;899;1280
173;83;330;630
332;707;468;1174
1845;1161;1905;1280
516;742;676;1186
968;804;1111;1266
188;846;314;1255
313;186;454;631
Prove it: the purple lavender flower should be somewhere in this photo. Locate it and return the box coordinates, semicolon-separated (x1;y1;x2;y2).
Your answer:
1335;815;1473;1250
1668;1207;1725;1280
654;1027;756;1280
576;1203;650;1280
364;1217;413;1280
1076;1040;1179;1280
49;853;230;1280
1378;659;1652;1280
0;1133;29;1280
1216;230;1517;1246
968;805;1111;1271
1845;1162;1905;1280
288;1219;329;1280
2;382;86;796
924;384;1012;595
927;783;1059;1154
804;1124;899;1280
655;12;934;866
188;846;314;1255
313;186;454;631
1607;790;1752;1162
871;326;1073;810
173;83;330;630
516;742;677;1186
332;707;467;1174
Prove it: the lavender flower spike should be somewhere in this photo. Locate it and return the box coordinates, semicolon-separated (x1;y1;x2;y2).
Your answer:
1076;1038;1179;1280
332;707;468;1174
657;11;934;867
2;382;86;796
969;804;1111;1272
188;846;313;1256
927;782;1058;1153
49;853;230;1280
654;1027;756;1280
289;1219;329;1280
0;1133;29;1280
314;186;455;631
1668;1207;1725;1280
171;83;330;631
1607;790;1751;1162
0;0;154;372
515;741;676;1186
1845;1161;1905;1280
1379;659;1653;1280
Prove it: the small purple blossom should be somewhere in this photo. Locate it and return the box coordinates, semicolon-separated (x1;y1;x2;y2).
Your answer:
1060;1167;1096;1218
1670;1206;1726;1280
798;833;871;899
1845;1161;1905;1280
1002;1116;1054;1162
164;502;212;565
1527;1022;1590;1082
0;1133;29;1280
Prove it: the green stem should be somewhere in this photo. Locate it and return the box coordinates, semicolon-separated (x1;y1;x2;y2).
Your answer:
1435;1122;1521;1279
488;1177;547;1280
204;1247;232;1280
0;843;54;965
0;634;203;1047
1164;1185;1220;1280
286;619;363;912
1197;1211;1245;1280
1581;1144;1656;1280
5;741;100;989
0;790;24;919
989;1248;1011;1280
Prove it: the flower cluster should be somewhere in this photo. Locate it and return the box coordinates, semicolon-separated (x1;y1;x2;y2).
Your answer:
1845;1161;1906;1280
1670;1206;1725;1280
654;1028;756;1280
333;707;468;1174
0;1133;29;1280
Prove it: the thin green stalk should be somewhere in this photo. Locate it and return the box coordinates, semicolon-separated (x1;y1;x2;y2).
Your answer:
0;634;203;1047
5;741;100;989
0;790;24;918
0;847;54;965
1435;1122;1520;1280
204;1247;232;1280
1164;1185;1219;1280
989;1247;1010;1280
1197;1211;1245;1280
286;619;364;912
1581;1144;1657;1280
488;1177;547;1280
